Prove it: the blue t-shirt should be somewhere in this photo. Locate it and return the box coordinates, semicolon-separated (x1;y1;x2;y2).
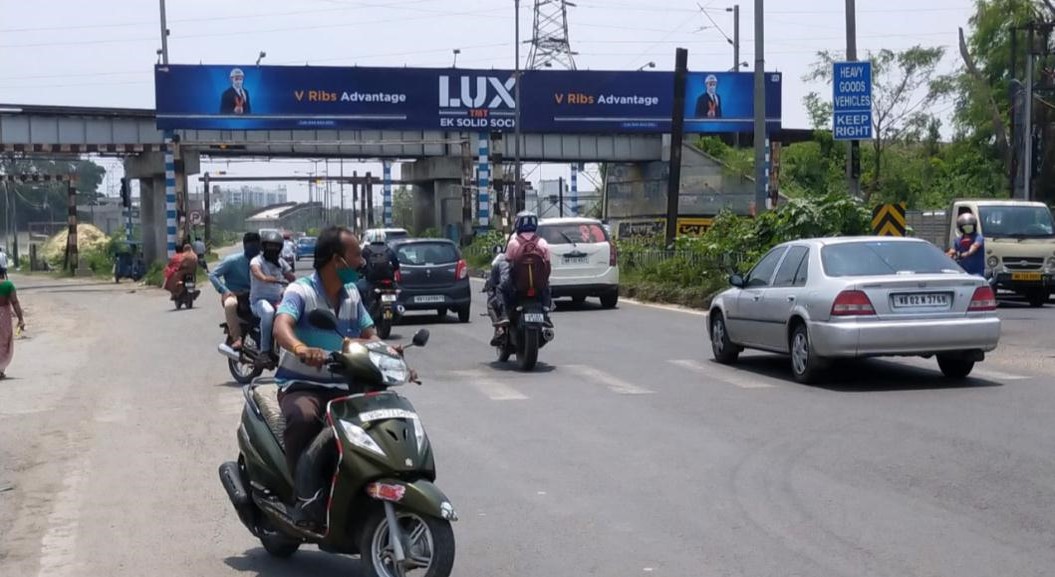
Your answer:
954;233;985;276
209;253;252;294
274;273;374;386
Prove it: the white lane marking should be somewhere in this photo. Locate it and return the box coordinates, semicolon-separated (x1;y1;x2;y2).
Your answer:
450;370;529;401
669;359;776;389
37;456;89;577
565;364;654;395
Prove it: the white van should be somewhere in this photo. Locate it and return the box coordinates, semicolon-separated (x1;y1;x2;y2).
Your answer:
536;217;620;308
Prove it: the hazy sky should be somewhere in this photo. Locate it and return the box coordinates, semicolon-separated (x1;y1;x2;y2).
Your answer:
0;0;973;202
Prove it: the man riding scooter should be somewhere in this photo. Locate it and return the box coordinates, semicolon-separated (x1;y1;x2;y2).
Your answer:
209;232;260;350
250;230;295;368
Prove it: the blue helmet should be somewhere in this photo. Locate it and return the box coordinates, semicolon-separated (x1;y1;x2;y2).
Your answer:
514;211;538;234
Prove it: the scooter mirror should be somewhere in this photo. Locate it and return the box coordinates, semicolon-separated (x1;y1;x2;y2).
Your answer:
412;329;430;348
307;309;339;332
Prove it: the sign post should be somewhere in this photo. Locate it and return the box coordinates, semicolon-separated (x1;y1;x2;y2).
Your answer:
832;61;872;197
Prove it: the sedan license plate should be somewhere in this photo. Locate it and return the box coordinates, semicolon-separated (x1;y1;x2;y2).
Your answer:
1012;272;1043;282
381;294;398;303
523;313;545;324
892;293;951;308
415;295;445;304
562;256;589;265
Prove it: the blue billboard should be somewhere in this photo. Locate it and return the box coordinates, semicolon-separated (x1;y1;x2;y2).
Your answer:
154;65;780;134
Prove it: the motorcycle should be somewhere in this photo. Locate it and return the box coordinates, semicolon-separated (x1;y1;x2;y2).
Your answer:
216;295;273;385
174;273;200;310
495;297;555;371
218;311;457;577
370;280;404;340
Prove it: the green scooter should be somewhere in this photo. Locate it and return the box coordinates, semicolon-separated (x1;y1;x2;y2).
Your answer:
219;309;457;577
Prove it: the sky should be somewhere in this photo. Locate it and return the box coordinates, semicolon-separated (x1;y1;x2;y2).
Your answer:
0;0;975;203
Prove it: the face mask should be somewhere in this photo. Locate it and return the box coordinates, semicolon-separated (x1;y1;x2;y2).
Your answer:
707;85;717;95
962;225;975;235
337;256;360;284
232;80;244;91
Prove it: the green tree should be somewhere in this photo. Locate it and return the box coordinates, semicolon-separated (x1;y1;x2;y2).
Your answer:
804;45;956;201
391;185;414;229
0;156;106;229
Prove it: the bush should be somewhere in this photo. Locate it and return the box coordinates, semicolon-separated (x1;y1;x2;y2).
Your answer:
143;261;165;287
464;229;507;269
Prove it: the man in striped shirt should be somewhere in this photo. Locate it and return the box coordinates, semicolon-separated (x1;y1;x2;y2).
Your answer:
273;226;378;529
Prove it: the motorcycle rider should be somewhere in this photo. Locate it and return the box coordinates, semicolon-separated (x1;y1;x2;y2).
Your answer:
485;250;512;346
209;232;261;350
272;226;380;530
498;211;553;324
357;236;401;310
250;230;295;366
947;212;985;278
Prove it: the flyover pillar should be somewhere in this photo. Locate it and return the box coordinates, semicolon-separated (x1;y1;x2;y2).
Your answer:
124;150;200;264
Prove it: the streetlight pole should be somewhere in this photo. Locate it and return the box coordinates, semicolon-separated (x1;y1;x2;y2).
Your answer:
845;0;860;198
729;4;741;148
514;0;523;217
753;0;767;213
158;0;170;65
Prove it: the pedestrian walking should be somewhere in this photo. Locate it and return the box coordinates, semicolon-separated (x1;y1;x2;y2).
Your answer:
0;247;9;279
0;276;26;379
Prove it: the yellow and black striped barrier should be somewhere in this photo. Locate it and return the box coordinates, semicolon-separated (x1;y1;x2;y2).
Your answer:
871;203;907;236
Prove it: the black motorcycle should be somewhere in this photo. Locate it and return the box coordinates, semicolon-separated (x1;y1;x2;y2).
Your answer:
174;273;200;310
217;296;275;384
495;297;554;371
370;279;404;340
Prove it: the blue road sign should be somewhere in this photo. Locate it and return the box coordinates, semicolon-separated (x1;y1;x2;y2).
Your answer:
832;61;873;141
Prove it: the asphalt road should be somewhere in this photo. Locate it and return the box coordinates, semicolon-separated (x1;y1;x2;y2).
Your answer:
2;268;1055;577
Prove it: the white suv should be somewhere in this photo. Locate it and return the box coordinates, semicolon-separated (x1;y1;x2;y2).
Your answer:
536;217;619;308
362;228;410;245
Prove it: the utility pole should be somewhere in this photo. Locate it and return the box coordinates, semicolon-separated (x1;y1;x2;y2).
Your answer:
753;0;767;212
844;0;861;198
558;176;565;217
514;0;523;214
666;48;689;247
1024;23;1035;202
730;4;741;149
158;0;170;65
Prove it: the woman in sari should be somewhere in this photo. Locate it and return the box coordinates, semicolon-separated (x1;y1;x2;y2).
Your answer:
0;277;26;379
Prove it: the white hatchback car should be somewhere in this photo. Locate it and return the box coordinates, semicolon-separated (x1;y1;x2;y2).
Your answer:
362;228;410;245
536;217;620;308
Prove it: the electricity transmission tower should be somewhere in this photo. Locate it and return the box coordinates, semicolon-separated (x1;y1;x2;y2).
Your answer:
527;0;577;70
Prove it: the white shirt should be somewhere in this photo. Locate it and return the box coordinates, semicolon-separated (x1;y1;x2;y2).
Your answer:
0;252;9;268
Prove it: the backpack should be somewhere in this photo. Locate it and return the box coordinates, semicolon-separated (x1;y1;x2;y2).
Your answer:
511;234;550;298
366;247;394;282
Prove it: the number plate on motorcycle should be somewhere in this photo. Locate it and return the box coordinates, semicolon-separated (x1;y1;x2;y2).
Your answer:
415;295;444;303
523;313;545;323
359;409;418;422
381;294;398;302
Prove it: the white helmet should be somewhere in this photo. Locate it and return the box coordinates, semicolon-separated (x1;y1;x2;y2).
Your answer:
705;74;718;84
229;68;245;79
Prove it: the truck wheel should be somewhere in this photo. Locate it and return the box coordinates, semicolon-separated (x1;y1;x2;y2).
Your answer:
1026;288;1048;308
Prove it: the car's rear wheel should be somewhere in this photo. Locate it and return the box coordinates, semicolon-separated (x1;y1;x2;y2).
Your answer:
710;312;740;364
599;292;618;309
457;306;470;323
789;323;826;384
937;355;975;379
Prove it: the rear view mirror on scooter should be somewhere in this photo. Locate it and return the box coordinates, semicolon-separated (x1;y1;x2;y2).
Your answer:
411;329;430;348
307;309;339;332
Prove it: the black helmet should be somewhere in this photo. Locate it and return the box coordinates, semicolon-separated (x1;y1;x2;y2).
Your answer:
260;229;283;248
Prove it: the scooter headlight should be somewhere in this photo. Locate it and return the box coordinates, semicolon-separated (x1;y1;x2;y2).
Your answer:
369;352;408;385
338;420;386;457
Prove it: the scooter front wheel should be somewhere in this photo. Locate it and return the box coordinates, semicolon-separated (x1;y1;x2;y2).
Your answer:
359;508;455;577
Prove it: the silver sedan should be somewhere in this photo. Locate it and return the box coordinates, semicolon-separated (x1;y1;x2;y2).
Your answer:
708;237;1001;383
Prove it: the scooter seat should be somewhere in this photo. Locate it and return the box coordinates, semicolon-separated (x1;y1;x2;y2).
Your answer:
251;385;286;451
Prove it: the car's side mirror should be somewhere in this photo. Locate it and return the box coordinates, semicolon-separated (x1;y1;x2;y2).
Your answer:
729;274;745;288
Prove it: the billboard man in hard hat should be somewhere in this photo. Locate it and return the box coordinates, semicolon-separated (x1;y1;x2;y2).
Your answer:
694;74;722;119
220;68;251;114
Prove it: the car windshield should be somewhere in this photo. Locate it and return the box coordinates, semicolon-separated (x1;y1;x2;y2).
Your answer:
385;230;409;240
538;222;610;245
396;242;459;265
822;241;962;277
978;205;1055;238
